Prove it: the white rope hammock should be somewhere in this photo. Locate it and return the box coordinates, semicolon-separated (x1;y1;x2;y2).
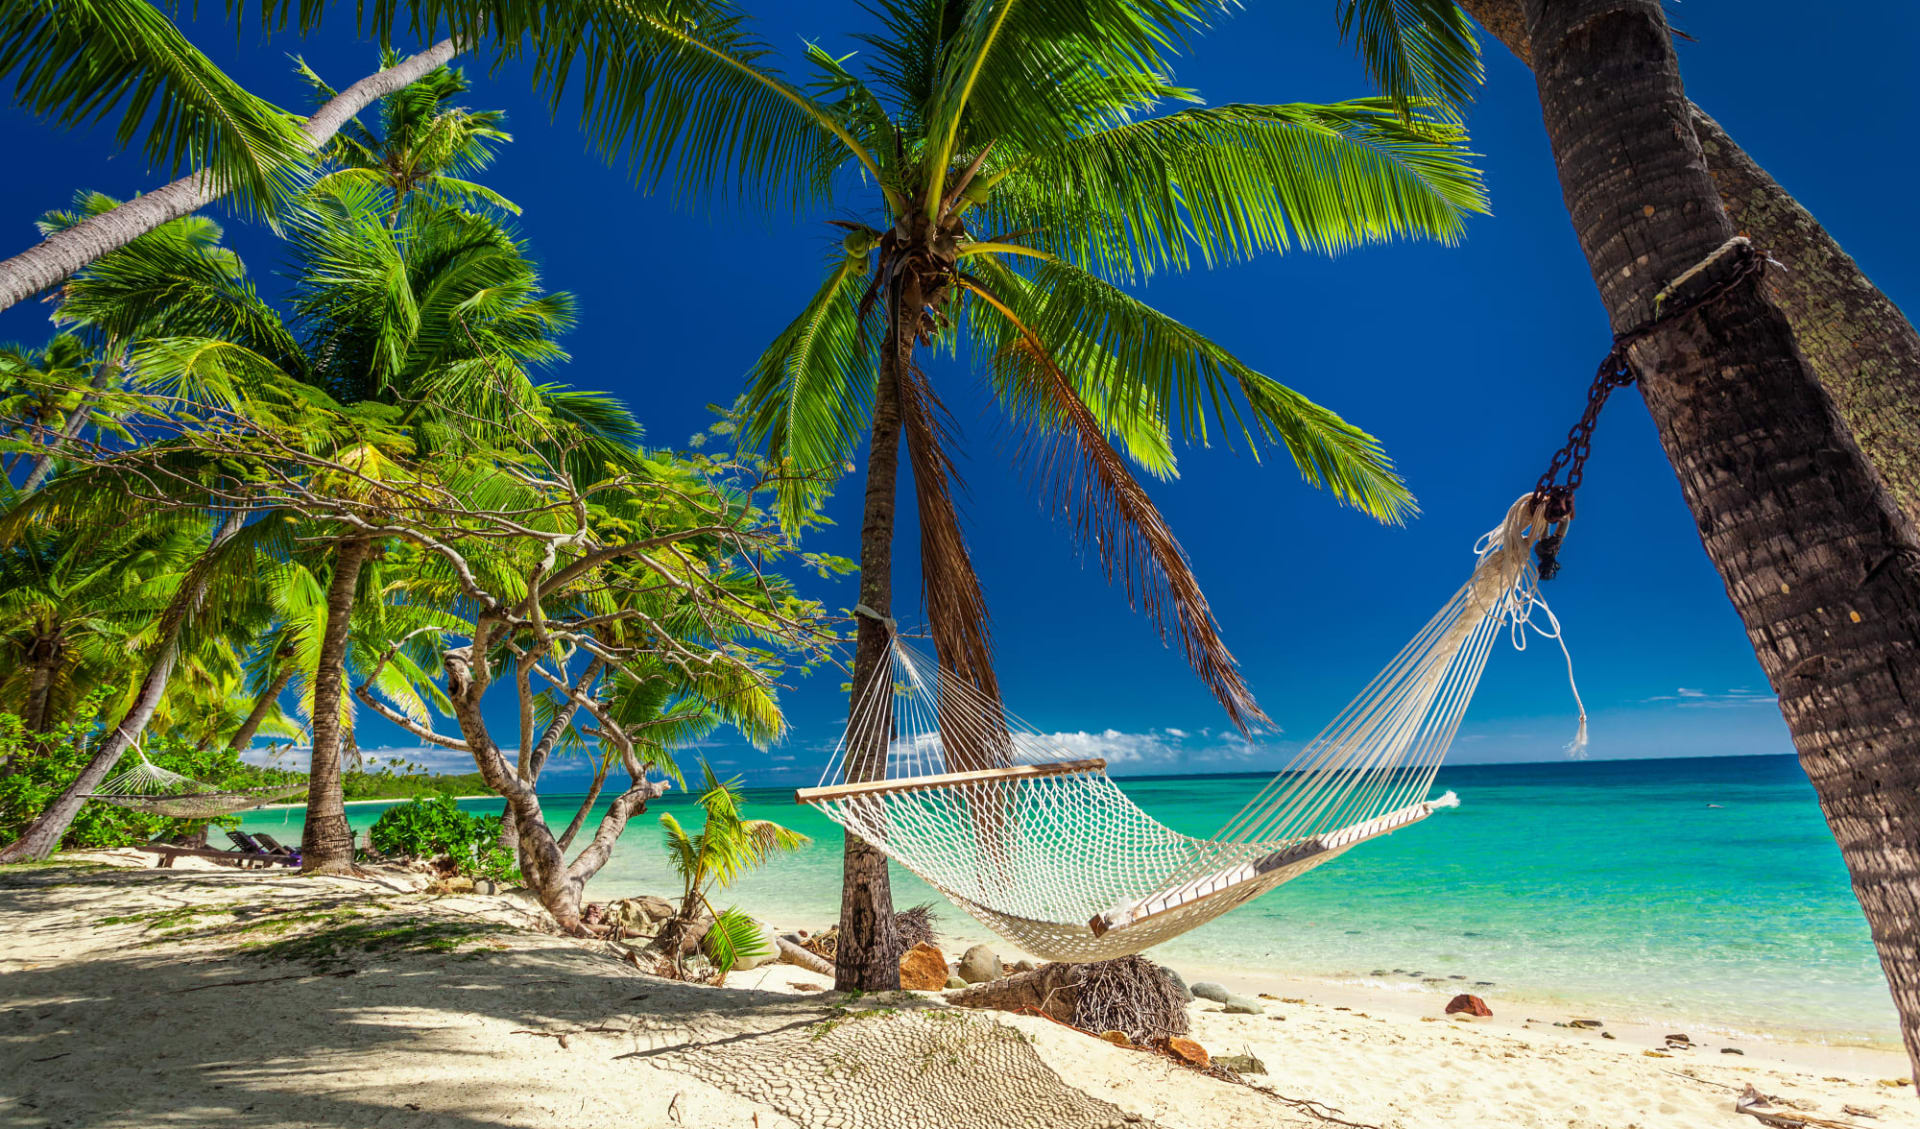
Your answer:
798;495;1584;962
84;743;306;820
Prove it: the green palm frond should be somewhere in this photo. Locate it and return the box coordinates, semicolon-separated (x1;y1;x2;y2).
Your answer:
702;905;771;977
967;255;1412;520
1337;0;1482;124
740;244;877;533
0;0;309;216
988;99;1487;280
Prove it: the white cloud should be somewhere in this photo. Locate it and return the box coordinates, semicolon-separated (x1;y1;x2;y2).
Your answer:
239;743;481;775
1163;727;1189;739
1640;687;1776;709
1032;727;1266;771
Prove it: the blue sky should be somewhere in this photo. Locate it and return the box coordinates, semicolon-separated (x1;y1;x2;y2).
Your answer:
6;3;1916;784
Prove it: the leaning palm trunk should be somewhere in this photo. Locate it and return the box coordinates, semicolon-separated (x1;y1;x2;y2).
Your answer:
224;655;297;755
834;284;911;991
300;537;370;874
0;40;460;316
0;512;244;863
1459;0;1920;526
21;347;123;493
1521;0;1920;1076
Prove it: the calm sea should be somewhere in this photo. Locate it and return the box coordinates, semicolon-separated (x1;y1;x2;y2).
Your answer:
239;754;1893;1046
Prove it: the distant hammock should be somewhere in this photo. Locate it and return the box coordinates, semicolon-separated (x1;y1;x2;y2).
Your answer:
798;495;1585;963
84;746;306;819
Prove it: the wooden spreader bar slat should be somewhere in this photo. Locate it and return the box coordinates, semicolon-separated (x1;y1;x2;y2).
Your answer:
796;757;1108;806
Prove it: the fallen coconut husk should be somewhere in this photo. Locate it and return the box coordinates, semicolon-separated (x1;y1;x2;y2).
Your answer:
947;955;1189;1047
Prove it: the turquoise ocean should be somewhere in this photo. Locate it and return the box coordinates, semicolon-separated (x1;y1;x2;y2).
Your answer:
239;753;1892;1047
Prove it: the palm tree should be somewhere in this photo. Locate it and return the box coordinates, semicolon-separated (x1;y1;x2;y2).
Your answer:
659;761;810;976
1363;0;1920;531
571;1;1484;988
1495;0;1920;1075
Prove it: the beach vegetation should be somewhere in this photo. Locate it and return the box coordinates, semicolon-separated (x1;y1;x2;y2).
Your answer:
369;794;520;885
656;760;809;978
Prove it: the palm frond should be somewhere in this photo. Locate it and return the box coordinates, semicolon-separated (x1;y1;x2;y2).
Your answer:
0;0;310;216
1337;0;1482;123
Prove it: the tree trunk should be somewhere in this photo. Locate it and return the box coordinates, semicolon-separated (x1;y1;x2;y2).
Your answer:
497;658;601;852
225;658;297;755
22;347;123;493
0;39;462;316
1458;0;1920;527
0;513;244;863
21;634;61;732
1523;0;1920;1075
833;278;913;992
300;537;371;874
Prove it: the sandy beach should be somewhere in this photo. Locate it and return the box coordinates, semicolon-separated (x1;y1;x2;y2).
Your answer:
2;853;1912;1129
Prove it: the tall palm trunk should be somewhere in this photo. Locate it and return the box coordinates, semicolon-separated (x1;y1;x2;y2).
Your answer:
225;656;297;755
0;513;244;863
1459;0;1920;526
301;537;371;874
1522;0;1920;1074
0;40;461;316
834;279;913;992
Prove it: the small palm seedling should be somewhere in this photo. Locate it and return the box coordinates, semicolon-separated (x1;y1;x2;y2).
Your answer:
658;761;810;981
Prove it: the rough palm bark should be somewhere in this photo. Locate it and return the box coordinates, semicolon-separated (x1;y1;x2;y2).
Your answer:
223;649;297;755
20;633;61;732
300;537;371;875
1458;0;1920;525
497;658;601;853
0;39;461;316
834;281;911;993
0;513;244;863
1522;0;1920;1074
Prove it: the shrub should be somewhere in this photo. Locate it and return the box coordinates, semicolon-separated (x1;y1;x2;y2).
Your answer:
368;795;520;884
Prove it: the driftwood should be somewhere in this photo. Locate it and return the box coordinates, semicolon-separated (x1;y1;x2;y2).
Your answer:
1735;1084;1866;1129
946;957;1189;1046
777;934;834;976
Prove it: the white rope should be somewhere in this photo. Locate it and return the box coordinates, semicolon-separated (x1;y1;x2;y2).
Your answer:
803;494;1586;961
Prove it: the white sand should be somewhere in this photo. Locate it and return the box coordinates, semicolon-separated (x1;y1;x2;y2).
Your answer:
2;853;1914;1129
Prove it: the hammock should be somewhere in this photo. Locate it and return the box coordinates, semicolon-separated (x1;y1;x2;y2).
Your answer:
797;495;1583;962
83;747;307;819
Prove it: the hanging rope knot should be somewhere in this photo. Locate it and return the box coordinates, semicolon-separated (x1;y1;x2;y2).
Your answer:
1530;236;1768;580
852;603;898;635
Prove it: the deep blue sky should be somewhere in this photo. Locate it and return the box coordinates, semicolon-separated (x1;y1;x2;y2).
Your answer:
7;3;1916;784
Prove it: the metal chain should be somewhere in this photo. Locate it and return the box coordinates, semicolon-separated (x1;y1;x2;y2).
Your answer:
1531;238;1769;580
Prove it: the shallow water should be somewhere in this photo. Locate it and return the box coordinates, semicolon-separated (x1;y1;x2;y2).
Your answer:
239;753;1892;1046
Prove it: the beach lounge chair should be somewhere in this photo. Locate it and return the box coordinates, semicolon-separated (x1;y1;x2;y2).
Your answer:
225;830;282;868
252;832;300;861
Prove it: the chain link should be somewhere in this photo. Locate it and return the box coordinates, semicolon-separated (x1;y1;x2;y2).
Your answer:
1531;239;1769;580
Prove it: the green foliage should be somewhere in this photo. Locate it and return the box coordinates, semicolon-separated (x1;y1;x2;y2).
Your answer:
660;760;810;922
368;794;519;884
703;905;772;979
0;703;263;849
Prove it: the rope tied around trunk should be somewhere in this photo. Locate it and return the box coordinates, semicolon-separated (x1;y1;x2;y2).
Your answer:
1532;235;1771;579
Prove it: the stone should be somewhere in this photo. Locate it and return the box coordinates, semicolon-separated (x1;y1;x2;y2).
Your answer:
899;942;949;990
1190;981;1231;1005
1163;966;1193;1003
1570;1019;1604;1029
1602;1032;1616;1040
1222;995;1264;1015
444;875;474;893
1721;1047;1743;1055
1665;1033;1692;1044
1098;1030;1131;1047
945;976;968;990
1011;959;1035;974
1164;1037;1209;1069
701;917;780;971
471;878;499;895
957;944;1004;984
609;896;679;939
1444;994;1493;1018
1214;1053;1267;1075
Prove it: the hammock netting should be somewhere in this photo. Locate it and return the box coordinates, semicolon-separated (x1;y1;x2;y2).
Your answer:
799;496;1582;962
83;755;306;819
